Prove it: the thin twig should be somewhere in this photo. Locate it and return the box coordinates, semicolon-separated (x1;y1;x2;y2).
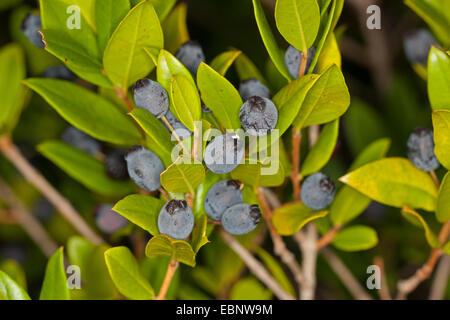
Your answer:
0;135;104;244
290;130;302;201
429;255;450;300
299;224;318;300
158;187;171;201
321;247;373;300
374;256;392;300
115;86;134;111
155;258;179;300
0;178;58;257
429;170;440;189
219;229;295;300
316;225;341;250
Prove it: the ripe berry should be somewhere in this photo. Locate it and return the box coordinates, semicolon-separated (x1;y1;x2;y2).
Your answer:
125;146;164;192
61;126;101;156
204;180;243;221
21;13;45;49
221;203;261;235
239;96;278;136
42;66;75;81
407;127;440;171
301;173;336;210
94;204;128;234
105;149;129;180
133;79;169;118
284;45;316;78
158;200;194;240
403;29;437;66
175;41;206;75
204;133;244;174
239;78;270;102
160;110;192;140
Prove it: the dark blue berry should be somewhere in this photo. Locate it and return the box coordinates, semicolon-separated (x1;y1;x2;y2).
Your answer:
94;204;128;234
158;200;194;240
239;96;278;136
61;126;101;156
21;13;45;49
175;41;206;75
204;180;243;221
204;133;244;174
284;45;316;78
239;78;270;102
221;203;261;235
105;149;129;180
407;127;440;171
403;29;437;66
125;146;164;192
301;173;336;210
133;79;169;118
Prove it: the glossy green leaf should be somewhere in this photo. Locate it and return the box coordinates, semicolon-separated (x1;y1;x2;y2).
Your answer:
252;0;291;80
0;270;30;300
24;78;142;145
428;47;450;110
38;141;134;196
317;32;341;73
132;0;177;20
272;202;328;235
161;3;190;53
160;156;206;194
436;172;450;223
0;260;27;291
231;160;285;187
40;247;70;300
95;0;130;54
230;277;272;300
113;194;165;236
293;65;350;128
401;206;440;248
301;119;339;176
197;63;243;129
191;215;210;253
157;49;195;91
275;0;320;54
129;108;174;167
0;44;27;134
235;53;270;88
145;234;196;267
67;236;95;268
332;225;378;252
340;158;438;212
103;1;164;89
330;138;391;226
170;74;201;131
210;50;242;76
105;246;155;300
432;109;450;170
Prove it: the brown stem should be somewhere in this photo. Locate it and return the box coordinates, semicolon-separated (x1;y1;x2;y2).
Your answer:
429;255;450;300
430;170;440;189
115;86;134;111
299;51;308;78
219;229;295;300
291;129;302;201
155;258;179;300
257;188;304;294
0;179;58;257
158;187;171;201
160;115;189;155
0;135;104;244
374;256;392;300
316;225;341;250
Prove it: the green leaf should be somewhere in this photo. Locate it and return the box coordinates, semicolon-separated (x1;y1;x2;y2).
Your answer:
197;63;243;129
210;50;242;76
275;0;320;54
436;172;450;223
332;225;378;252
191;215;210;253
230;277;272;300
256;248;296;297
160;156;206;194
300;119;339;176
330;138;391;226
157;49;195;92
113;194;165;236
252;0;291;80
293;65;350;128
193;171;222;219
103;1;164;89
432;109;450;170
317;32;341;73
401;206;441;248
67;236;95;268
0;260;27;291
339;158;438;212
235;53;270;88
272;202;328;235
0;270;30;300
0;44;27;134
129;108;174;167
134;0;177;20
105;246;155;300
95;0;130;55
231;160;285;187
145;234;196;267
161;3;190;53
40;247;70;300
428;47;450;110
443;241;450;255
38;141;134;196
24;78;142;145
170;74;201;131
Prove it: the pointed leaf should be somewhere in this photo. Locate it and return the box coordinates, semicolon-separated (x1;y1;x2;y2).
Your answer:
402;206;440;248
210;50;242;76
332;225;378;252
160;156;206;194
432;109;450;170
436;172;450;223
272;202;328;235
0;270;30;300
428;47;450;110
235;53;269;87
191;215;210;253
40;247;70;300
145;234;196;267
170;74;201;131
231;160;285;187
161;3;190;53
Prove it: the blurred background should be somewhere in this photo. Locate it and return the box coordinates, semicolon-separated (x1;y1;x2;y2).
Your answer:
0;0;447;300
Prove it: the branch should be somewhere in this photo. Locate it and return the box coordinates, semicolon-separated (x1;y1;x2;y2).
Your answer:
374;256;392;300
321;247;373;300
0;178;58;257
298;224;318;300
155;258;179;300
290;129;302;200
219;229;295;300
429;255;450;300
316;225;341;250
0;135;104;245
